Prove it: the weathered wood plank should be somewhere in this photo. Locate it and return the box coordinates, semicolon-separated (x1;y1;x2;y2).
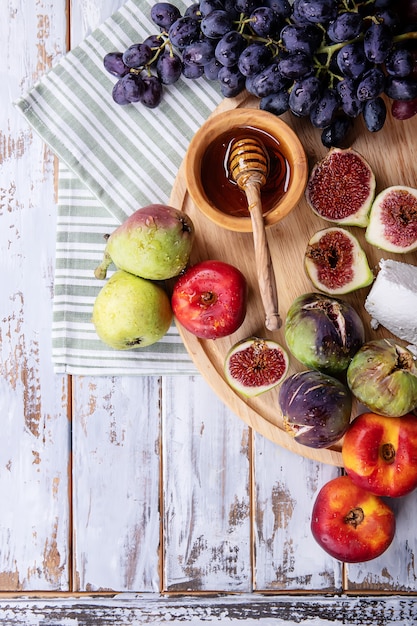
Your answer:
71;375;162;591
162;375;252;592
0;593;416;625
253;434;342;592
0;0;70;591
68;0;163;594
70;0;125;47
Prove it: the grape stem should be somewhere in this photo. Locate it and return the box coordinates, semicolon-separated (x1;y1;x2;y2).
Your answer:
317;30;417;71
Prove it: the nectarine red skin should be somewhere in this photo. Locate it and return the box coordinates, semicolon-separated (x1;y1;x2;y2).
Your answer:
342;412;417;498
311;475;395;563
171;260;247;340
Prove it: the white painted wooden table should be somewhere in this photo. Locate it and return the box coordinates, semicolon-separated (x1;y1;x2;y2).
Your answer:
1;1;417;623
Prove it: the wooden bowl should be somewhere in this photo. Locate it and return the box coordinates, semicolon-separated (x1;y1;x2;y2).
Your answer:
184;108;308;233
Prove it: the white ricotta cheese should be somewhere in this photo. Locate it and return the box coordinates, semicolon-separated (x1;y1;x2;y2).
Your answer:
364;258;417;353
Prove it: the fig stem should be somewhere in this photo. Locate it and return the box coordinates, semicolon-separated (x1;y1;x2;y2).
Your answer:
344;507;364;529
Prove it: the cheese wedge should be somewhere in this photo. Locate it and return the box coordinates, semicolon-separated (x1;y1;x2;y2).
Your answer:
365;259;417;351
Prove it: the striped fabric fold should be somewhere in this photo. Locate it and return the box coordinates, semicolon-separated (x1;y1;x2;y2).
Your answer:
15;0;225;375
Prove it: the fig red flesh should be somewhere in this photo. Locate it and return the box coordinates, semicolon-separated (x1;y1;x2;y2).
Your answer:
306;148;375;227
225;337;289;397
366;186;417;253
305;227;373;294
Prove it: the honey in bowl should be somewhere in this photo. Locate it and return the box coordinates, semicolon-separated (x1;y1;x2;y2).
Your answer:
184;108;308;233
201;125;291;219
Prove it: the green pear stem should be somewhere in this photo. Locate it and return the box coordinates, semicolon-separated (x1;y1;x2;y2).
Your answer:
94;250;112;280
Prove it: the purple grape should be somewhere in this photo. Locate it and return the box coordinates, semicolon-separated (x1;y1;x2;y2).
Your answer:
156;52;183;84
356;67;386;101
143;35;163;51
249;7;281;37
104;52;130;77
385;48;413;77
277;51;312;79
264;0;291;18
218;65;246;97
140;76;163;108
327;12;364;43
223;0;241;19
375;9;400;32
363;97;387;132
321;115;353;148
391;97;417;120
336;78;364;117
364;22;393;64
309;88;340;128
182;39;215;66
289;75;321;116
150;2;182;30
122;43;153;69
182;62;205;79
235;0;262;17
336;41;370;79
199;0;224;17
295;0;337;25
248;61;290;98
215;31;246;68
204;57;222;80
122;73;145;102
281;23;321;56
385;76;417;100
168;16;201;48
260;90;290;115
238;43;273;77
200;10;233;39
112;79;131;105
185;3;202;19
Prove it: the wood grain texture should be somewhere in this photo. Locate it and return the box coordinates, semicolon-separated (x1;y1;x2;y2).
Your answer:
0;594;416;625
72;375;162;592
252;435;342;592
170;92;417;467
0;0;70;591
162;375;252;592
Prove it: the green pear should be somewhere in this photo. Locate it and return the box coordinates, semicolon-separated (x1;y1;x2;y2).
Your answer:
92;270;173;350
94;204;195;281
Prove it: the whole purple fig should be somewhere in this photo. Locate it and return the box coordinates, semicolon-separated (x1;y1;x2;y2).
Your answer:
279;370;352;449
284;292;365;376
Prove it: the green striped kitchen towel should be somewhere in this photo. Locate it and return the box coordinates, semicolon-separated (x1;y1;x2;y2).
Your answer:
15;0;225;375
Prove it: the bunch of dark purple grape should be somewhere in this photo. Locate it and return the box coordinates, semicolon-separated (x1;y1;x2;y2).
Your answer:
103;0;417;147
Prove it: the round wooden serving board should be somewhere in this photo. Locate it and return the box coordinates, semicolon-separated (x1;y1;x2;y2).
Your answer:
170;91;417;467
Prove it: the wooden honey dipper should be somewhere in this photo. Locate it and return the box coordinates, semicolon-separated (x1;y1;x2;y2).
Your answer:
229;136;281;331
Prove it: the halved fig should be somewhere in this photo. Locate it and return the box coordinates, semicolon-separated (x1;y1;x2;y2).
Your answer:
305;147;376;227
224;337;289;397
365;185;417;253
304;227;374;295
